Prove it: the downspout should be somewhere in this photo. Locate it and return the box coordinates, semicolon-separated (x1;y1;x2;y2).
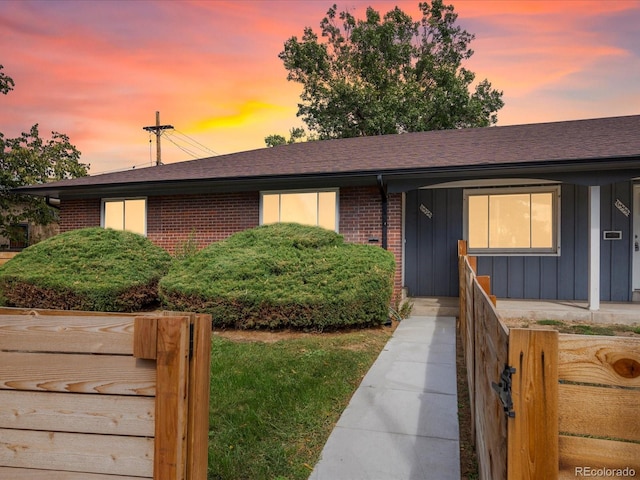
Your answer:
377;174;388;250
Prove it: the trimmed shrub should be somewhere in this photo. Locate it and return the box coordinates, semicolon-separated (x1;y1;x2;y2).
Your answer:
0;227;172;311
159;223;395;330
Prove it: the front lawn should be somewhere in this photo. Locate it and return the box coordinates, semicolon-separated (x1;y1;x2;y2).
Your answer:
208;328;392;480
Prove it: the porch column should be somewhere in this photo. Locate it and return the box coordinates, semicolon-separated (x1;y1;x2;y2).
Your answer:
588;185;600;311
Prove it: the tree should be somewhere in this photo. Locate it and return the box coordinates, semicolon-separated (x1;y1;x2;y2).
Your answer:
0;66;88;245
264;126;307;147
278;1;504;139
0;65;14;95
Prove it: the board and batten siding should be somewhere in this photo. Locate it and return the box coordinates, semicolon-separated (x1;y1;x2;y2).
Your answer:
404;182;633;301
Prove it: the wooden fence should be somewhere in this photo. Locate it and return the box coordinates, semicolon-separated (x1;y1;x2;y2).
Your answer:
0;309;212;479
458;240;640;480
0;252;18;266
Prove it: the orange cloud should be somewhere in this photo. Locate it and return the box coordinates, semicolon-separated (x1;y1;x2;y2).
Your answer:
193;100;294;130
1;0;638;174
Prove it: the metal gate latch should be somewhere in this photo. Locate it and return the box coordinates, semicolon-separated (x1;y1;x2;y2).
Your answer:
492;365;516;418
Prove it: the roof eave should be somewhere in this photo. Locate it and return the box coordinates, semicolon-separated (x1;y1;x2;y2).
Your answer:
13;155;640;199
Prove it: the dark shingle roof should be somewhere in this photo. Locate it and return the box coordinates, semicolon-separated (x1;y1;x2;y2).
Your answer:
17;114;640;197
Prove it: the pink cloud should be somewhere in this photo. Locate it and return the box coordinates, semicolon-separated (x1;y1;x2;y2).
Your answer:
1;0;638;173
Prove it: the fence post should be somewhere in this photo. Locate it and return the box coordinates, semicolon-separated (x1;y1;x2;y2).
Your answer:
186;314;212;480
155;316;190;480
476;275;496;306
458;241;467;341
507;328;559;479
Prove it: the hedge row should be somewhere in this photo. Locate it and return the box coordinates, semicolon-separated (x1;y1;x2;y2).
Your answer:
0;227;172;312
0;224;395;329
159;224;395;329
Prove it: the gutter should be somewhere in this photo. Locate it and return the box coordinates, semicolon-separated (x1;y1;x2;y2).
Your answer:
377;174;388;250
46;196;60;210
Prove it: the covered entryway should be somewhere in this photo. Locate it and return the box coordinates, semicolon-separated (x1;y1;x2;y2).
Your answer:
404;180;637;303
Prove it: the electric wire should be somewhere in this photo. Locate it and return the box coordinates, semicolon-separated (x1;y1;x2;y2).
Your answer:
161;131;201;159
92;161;154;175
171;129;219;156
93;123;219;175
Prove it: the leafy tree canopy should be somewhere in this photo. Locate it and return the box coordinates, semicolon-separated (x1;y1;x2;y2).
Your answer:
264;127;307;147
277;1;504;140
0;65;88;244
0;65;15;95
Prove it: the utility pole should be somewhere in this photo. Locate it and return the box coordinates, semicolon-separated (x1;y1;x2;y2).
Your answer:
143;111;173;166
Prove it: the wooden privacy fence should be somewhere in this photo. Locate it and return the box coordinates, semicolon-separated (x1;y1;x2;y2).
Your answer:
458;240;640;480
0;309;212;479
0;252;18;266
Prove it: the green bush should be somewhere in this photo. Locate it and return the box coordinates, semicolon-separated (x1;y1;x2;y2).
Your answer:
159;223;395;330
0;227;172;311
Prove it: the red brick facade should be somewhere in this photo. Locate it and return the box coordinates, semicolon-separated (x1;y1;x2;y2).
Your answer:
146;192;260;252
339;187;403;293
59;198;101;231
59;186;404;293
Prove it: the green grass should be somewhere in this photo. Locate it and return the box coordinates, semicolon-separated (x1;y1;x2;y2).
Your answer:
207;329;391;480
536;319;564;326
568;324;616;336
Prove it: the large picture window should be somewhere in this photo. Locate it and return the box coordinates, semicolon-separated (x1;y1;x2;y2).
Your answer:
464;186;559;254
102;198;146;236
261;190;338;231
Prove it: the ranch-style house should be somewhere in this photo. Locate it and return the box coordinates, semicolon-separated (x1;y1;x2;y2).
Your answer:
16;114;640;310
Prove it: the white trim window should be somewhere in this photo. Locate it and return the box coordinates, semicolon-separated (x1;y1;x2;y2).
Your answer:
464;186;560;254
102;198;147;236
260;189;338;231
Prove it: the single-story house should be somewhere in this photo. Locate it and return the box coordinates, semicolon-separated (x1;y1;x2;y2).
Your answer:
16;115;640;309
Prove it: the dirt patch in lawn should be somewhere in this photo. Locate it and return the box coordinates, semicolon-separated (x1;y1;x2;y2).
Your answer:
501;318;640;337
213;320;399;343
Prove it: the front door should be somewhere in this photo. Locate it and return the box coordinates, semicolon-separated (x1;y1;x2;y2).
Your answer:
404;189;463;297
633;184;640;293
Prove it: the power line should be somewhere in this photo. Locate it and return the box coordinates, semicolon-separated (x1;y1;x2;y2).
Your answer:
93;115;220;175
92;161;152;176
171;129;219;156
142;111;173;166
162;131;201;159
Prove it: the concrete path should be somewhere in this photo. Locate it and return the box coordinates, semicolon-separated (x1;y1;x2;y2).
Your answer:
309;316;460;480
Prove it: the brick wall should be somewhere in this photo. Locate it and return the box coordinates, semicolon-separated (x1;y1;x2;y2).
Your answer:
59;187;403;294
59;198;101;231
147;192;260;253
339;187;403;295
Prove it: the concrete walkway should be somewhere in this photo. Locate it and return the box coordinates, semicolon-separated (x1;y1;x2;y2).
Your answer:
309;316;460;480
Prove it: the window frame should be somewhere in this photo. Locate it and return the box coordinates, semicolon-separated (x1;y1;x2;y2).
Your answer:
259;188;339;231
463;185;561;256
101;197;147;236
8;223;29;250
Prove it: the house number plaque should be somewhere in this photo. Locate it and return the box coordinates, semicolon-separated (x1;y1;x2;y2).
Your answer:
420;204;433;219
615;199;630;217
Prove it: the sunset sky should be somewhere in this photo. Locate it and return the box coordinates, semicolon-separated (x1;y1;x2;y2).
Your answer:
1;0;639;174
